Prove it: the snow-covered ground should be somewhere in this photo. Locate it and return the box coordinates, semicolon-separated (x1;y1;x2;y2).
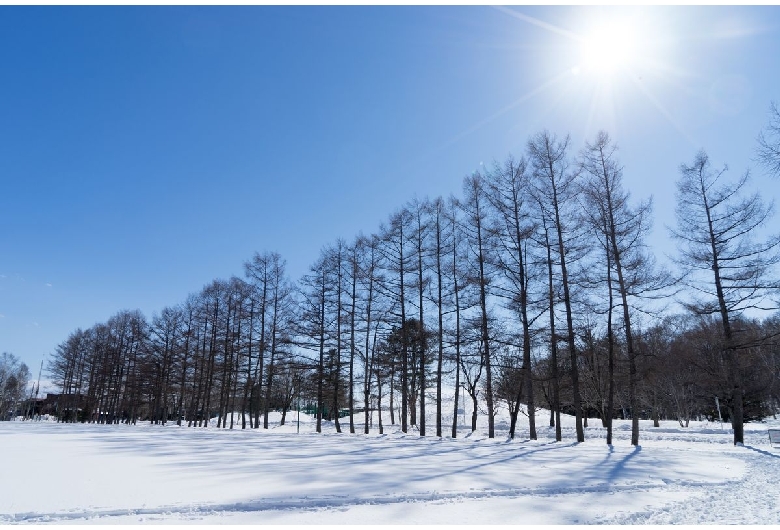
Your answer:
2;408;779;524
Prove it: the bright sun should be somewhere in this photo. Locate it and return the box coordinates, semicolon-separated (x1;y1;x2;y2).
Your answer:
579;17;639;75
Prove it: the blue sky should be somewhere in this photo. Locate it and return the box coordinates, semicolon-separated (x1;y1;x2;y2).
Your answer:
1;6;779;372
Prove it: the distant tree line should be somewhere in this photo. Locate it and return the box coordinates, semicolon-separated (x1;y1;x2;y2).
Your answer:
45;121;780;446
0;352;31;420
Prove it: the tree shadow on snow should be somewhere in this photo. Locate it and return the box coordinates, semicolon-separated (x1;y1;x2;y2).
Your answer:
743;445;780;459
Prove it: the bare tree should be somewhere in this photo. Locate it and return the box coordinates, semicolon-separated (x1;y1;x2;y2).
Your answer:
357;234;384;435
327;241;346;433
177;296;197;427
429;197;451;437
535;210;562;441
48;329;89;423
528;131;585;442
245;253;271;429
408;197;431;436
757;101;780;177
0;353;30;421
485;156;538;440
148;306;184;425
671;150;780;445
462;173;497;438
378;209;413;433
446;196;467;438
579;131;660;446
296;252;332;433
260;255;293;430
346;237;361;434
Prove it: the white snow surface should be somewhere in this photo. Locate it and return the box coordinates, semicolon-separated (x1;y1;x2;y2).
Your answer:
2;408;779;525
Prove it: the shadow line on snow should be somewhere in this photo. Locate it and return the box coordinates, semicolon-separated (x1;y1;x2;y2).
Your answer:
743;444;780;460
604;445;642;484
3;479;715;525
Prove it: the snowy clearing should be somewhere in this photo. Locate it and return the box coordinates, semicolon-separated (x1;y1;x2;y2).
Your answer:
2;412;779;525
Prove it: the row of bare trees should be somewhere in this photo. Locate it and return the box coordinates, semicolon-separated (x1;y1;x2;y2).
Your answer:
49;253;299;429
47;127;780;445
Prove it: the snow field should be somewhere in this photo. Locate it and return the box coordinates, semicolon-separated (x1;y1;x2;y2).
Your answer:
2;410;779;524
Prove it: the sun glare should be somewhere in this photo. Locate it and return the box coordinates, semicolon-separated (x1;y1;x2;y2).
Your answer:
579;18;639;75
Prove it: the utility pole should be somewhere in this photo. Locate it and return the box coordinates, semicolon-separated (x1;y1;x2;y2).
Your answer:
29;360;43;420
36;361;42;419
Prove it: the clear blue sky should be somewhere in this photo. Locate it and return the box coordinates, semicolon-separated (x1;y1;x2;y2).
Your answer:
2;6;779;373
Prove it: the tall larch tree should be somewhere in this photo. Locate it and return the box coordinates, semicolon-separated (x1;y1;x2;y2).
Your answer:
579;131;659;446
672;150;780;445
485;155;538;440
528;131;584;442
462;172;497;438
